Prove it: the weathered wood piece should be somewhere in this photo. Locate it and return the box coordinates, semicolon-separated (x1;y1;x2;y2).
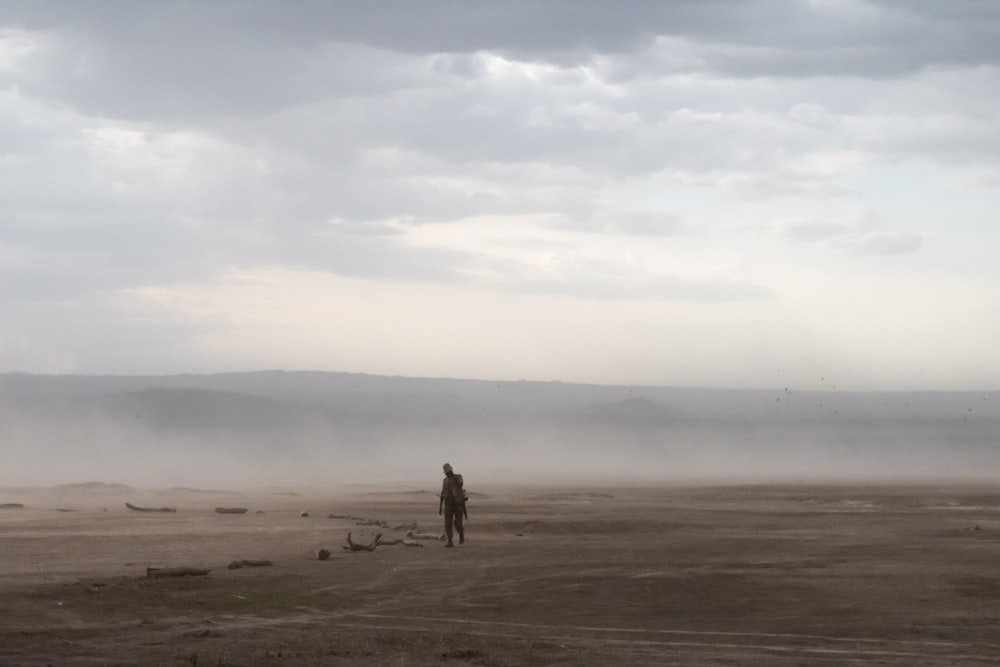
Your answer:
0;503;24;509
389;522;418;531
406;529;445;541
379;538;424;547
355;518;385;526
214;507;249;514
146;567;210;578
328;514;416;531
125;502;176;513
227;559;273;569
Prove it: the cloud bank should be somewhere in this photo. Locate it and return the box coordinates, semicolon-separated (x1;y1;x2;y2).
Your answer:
1;2;998;389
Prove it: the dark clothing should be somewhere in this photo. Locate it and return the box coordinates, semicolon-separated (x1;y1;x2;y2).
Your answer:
440;473;465;505
443;501;464;545
440;472;466;546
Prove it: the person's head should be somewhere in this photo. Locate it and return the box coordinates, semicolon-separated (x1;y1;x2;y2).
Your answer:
443;462;453;477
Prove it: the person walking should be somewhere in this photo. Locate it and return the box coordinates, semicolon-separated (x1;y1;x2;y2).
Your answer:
438;462;467;547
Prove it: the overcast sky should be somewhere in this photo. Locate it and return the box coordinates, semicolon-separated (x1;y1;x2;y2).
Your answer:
1;1;998;390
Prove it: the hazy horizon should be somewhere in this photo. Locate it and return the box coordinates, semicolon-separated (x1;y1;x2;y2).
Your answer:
7;367;1000;393
1;370;996;489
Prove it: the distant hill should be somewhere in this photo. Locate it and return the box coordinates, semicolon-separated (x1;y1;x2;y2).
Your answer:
51;482;134;494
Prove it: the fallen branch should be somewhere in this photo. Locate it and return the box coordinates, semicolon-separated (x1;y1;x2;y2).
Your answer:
214;507;249;514
343;532;382;552
146;567;210;578
389;522;418;531
406;529;445;541
355;518;385;526
125;502;176;513
329;515;416;531
379;538;424;547
227;559;273;569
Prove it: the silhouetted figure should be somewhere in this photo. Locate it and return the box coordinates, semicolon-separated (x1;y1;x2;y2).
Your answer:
438;462;467;547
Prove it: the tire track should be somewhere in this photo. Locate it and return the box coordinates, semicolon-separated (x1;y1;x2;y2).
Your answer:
337;612;1000;663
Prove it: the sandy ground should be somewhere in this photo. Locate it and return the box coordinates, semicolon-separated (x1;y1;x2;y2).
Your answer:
1;482;999;666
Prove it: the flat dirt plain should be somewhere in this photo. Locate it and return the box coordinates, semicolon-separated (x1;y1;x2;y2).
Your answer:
1;482;999;666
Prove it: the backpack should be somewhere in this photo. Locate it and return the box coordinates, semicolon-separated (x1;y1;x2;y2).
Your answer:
446;474;467;504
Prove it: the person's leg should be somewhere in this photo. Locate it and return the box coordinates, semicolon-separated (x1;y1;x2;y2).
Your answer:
444;505;455;546
455;510;464;544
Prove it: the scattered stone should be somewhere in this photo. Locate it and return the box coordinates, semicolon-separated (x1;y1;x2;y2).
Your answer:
343;532;382;552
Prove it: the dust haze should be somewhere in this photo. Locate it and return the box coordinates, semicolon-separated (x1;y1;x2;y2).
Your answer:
1;371;997;491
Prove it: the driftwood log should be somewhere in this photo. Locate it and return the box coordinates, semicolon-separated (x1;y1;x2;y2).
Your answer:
0;503;24;510
125;502;176;513
343;532;382;552
327;515;416;531
379;537;424;547
406;529;445;541
227;559;273;569
215;507;249;514
390;522;419;531
146;567;210;578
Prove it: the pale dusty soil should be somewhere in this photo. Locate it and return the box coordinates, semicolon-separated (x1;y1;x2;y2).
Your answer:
1;483;999;666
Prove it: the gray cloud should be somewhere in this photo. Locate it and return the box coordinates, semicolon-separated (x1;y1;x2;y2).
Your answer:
844;230;923;256
5;1;998;87
777;220;852;244
522;273;771;302
0;1;995;385
549;208;684;236
771;214;923;256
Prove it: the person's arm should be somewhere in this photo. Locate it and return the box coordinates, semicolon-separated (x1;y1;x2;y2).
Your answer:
439;480;445;514
455;474;468;518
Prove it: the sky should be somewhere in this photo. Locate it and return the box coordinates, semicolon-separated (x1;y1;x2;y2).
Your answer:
0;0;998;391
